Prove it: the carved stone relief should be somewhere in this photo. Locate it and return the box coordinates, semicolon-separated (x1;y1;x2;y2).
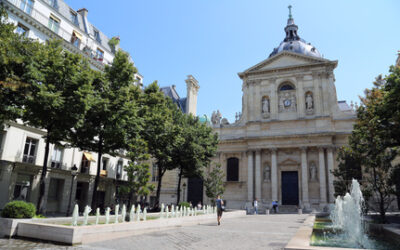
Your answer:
278;90;297;113
305;92;314;115
261;96;270;118
309;162;317;181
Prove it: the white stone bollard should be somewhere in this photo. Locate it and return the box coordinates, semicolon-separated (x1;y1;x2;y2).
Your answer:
266;208;270;215
298;208;302;215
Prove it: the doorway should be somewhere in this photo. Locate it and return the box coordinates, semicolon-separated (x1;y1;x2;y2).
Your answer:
281;171;299;205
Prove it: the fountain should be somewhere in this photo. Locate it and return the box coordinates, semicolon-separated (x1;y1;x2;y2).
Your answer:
129;205;135;222
105;207;110;224
95;208;100;225
136;204;141;222
160;203;164;219
171;205;175;217
166;206;169;218
143;208;147;221
309;179;399;249
121;204;126;222
114;204;119;224
83;206;92;225
71;204;79;226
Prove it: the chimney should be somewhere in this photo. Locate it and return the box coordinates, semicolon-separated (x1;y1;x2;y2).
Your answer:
77;8;88;18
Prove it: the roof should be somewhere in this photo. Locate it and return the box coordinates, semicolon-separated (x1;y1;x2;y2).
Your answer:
338;100;353;111
54;0;113;52
160;86;187;113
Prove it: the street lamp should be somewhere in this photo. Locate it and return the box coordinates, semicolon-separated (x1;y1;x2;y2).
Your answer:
66;164;78;216
182;182;187;202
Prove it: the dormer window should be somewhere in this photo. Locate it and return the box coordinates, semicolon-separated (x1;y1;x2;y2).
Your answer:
70;11;78;26
94;30;101;43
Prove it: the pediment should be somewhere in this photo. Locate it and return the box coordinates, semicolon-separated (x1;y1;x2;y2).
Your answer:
279;158;299;166
239;51;334;78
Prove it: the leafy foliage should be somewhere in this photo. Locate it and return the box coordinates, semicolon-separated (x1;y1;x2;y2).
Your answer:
1;201;36;218
69;50;142;208
23;40;93;214
204;163;225;201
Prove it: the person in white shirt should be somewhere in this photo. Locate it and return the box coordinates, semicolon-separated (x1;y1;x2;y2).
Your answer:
253;199;258;215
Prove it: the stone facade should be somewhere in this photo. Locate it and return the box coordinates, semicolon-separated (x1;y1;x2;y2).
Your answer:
208;15;356;211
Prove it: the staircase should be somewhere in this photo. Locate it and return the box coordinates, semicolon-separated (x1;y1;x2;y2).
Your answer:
274;205;299;214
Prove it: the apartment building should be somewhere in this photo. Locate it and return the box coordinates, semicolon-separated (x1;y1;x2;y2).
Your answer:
0;0;142;214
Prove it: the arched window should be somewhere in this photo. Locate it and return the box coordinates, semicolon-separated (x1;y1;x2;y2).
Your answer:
279;83;295;91
227;157;239;181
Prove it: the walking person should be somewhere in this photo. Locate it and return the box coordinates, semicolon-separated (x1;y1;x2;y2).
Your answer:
254;198;258;215
216;195;224;225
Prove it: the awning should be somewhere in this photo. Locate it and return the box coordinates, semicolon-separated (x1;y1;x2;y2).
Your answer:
83;152;96;162
73;30;83;41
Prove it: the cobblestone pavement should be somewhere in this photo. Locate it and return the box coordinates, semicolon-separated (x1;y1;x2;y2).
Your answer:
0;214;308;250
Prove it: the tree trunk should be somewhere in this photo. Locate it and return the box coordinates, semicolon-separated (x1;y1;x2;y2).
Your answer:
155;167;164;209
176;167;183;205
128;189;134;210
91;136;103;209
379;191;386;223
37;138;50;214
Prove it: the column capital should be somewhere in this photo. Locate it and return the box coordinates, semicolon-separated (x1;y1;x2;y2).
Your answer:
268;147;277;153
317;146;326;152
325;145;336;152
300;146;307;153
246;150;254;156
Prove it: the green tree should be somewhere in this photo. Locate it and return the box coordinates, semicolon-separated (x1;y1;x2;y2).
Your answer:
23;40;93;213
332;146;363;197
173;113;219;204
338;75;397;223
0;6;39;127
123;139;155;209
70;50;142;209
139;82;180;208
204;163;225;204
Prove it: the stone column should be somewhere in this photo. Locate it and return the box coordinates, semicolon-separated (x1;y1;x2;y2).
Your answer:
318;147;327;205
300;147;309;208
255;150;261;200
247;151;254;201
270;148;278;202
327;147;335;203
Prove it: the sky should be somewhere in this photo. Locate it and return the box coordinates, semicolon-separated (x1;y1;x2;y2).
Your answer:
66;0;400;122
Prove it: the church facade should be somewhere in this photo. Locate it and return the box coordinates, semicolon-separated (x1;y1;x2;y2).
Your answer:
209;11;356;211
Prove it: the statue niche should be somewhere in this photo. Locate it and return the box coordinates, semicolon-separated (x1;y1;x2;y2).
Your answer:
261;96;270;118
305;91;314;115
263;164;271;181
309;162;317;181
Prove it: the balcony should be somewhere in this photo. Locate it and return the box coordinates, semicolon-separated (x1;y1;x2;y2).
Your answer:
51;161;61;169
22;155;35;164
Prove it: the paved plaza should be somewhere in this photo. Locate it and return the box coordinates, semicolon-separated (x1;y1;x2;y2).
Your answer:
0;214;308;250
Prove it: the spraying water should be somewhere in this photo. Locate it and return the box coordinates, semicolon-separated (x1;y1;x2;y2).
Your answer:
71;204;79;226
330;179;372;248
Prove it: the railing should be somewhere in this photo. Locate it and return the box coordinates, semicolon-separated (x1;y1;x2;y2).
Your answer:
6;0;111;66
22;154;35;164
51;161;61;169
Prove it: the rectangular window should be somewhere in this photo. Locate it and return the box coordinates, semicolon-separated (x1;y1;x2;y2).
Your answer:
151;164;158;182
80;153;91;173
16;23;29;37
46;0;56;8
70;11;78;26
96;48;104;61
13;174;32;201
102;157;108;171
51;146;63;169
48;15;60;34
22;138;37;164
70;31;81;48
94;30;101;43
19;0;34;15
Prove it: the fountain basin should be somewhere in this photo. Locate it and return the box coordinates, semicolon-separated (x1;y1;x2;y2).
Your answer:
6;210;246;245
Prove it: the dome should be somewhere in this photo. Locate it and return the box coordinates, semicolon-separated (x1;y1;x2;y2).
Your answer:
269;6;322;59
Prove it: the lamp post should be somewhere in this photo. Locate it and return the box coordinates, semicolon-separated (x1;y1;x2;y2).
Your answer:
182;182;187;202
66;164;78;216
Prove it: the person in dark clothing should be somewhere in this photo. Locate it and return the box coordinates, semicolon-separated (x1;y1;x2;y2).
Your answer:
216;195;224;225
